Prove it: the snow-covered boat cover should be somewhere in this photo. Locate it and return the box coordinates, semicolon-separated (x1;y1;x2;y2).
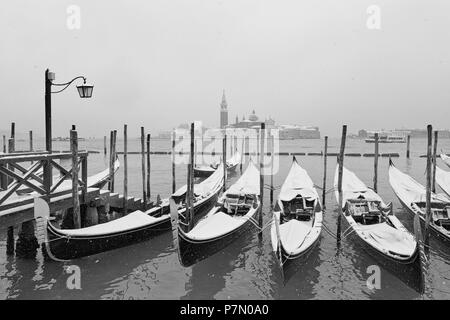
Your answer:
334;166;382;205
173;163;224;197
51;210;168;237
227;151;241;167
389;164;449;204
279;160;318;201
436;166;450;196
441;153;450;168
224;161;260;196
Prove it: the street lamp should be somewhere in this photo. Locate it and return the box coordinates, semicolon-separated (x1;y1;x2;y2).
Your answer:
45;68;94;153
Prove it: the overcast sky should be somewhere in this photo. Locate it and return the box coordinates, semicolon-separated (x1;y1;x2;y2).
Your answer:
1;0;449;138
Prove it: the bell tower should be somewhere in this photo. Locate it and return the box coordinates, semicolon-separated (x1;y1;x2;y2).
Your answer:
220;90;228;128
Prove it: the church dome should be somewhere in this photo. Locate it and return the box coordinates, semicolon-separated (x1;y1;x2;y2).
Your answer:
248;110;259;121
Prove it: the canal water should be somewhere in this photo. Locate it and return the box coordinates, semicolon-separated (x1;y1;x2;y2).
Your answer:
1;136;449;299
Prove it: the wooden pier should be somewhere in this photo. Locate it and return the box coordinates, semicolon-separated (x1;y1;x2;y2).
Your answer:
0;141;147;257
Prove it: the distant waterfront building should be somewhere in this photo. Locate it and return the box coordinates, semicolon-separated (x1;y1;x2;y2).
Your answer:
220;90;228;128
278;125;321;139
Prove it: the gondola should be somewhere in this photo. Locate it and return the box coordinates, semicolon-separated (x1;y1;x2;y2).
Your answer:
334;165;420;271
270;157;322;279
41;164;224;260
389;160;450;242
193;151;240;178
172;161;260;267
440;153;450;169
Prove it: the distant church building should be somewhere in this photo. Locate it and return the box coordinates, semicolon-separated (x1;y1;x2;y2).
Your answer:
220;90;228;128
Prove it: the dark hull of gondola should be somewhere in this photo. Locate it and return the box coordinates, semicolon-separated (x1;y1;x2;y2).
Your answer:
45;217;172;261
341;213;424;293
177;208;259;267
193;163;239;178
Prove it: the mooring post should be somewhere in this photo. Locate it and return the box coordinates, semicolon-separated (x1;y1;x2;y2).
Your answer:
223;132;227;192
270;132;274;206
16;220;39;258
6;226;14;255
71;130;81;229
10;122;15;142
103;136;107;155
29;131;33;151
188;123;195;230
112;130;117;192
374;133;379;193
146;133;151;204
240;135;245;174
337;125;347;243
407;134;411;159
123;124;128;215
2;135;5;153
432;130;438;193
7;138;15;186
259;123;265;239
171;130;176;194
140;126;147;209
425;125;432;239
108;131;114;191
322;136;328;209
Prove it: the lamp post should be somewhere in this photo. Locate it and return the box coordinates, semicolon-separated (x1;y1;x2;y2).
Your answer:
45;68;94;153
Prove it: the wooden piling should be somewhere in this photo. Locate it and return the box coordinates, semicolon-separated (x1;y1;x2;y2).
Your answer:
240;135;245;173
29;131;33;151
270;132;274;206
70;130;81;229
71;125;76;131
104;136;107;155
337;125;347;243
374;133;379;193
10;122;15;141
2;135;5;153
171;130;176;194
6;226;14;255
112;130;117;192
259;123;265;238
188;123;195;230
407;135;411;159
7;138;15;185
322;136;328;209
123;124;128;215
108;131;114;191
223;132;227;192
140;127;147;209
432;130;438;193
146;133;151;202
425;125;432;238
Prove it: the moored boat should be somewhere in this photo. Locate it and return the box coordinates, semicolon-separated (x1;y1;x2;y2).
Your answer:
389;161;450;242
41;164;224;260
270;158;322;278
193;152;240;178
334;165;419;269
173;161;260;267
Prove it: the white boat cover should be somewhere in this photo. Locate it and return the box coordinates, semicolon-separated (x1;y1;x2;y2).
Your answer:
388;164;449;204
357;222;416;256
436;166;450;196
173;163;224;197
227;151;241;167
279;160;318;201
277;219;313;254
334;166;382;205
223;161;260;196
186;210;254;240
51;210;169;237
441;153;450;168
